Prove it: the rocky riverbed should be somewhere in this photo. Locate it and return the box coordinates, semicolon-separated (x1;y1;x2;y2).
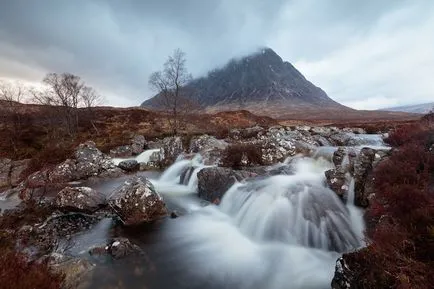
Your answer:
0;125;391;289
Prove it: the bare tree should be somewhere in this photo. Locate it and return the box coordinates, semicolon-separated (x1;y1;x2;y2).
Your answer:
149;49;193;135
81;86;103;109
0;80;26;153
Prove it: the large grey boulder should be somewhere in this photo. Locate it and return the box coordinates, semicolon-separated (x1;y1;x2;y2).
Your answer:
54;187;106;212
189;134;228;153
160;136;184;166
197;167;258;203
108;176;167;225
131;135;147;155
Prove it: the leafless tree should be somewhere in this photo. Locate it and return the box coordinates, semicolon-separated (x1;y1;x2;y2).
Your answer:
149;49;193;135
81;86;103;109
0;80;26;153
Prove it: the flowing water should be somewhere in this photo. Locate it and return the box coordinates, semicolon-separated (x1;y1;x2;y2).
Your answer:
83;152;365;289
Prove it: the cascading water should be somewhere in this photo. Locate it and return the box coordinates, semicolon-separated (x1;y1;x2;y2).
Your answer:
112;148;160;166
136;154;365;289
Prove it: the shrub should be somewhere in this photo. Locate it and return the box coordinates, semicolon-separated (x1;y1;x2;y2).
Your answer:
344;117;434;288
220;143;263;168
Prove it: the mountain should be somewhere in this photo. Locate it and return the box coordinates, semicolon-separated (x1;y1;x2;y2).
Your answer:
381;102;434;114
142;48;350;118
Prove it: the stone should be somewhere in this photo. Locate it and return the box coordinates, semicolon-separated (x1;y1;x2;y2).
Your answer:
333;147;357;171
109;145;133;158
329;133;352;146
325;169;349;199
331;257;353;289
189;134;228;153
108;176;167;225
54;187;106;212
353;148;376;207
160;136;184;166
0;158;12;189
197;167;258;203
106;238;144;259
131;135;147;155
118;160;140;172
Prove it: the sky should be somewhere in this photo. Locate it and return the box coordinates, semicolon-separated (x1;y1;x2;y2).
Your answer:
0;0;433;110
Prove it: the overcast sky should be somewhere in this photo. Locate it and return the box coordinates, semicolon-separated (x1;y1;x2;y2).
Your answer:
0;0;433;109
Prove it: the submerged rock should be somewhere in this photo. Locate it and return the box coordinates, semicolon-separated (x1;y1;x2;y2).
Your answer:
118;160;140;172
331;257;353;289
54;187;106;212
108;176;167;225
197;167;257;203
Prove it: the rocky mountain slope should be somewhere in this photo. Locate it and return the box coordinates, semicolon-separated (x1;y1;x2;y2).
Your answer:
142;48;351;118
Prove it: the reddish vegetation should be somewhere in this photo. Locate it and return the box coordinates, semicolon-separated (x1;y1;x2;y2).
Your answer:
344;113;434;288
0;251;64;289
220;143;263;168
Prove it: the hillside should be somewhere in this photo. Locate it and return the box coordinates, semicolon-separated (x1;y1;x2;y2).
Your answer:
382;102;434;114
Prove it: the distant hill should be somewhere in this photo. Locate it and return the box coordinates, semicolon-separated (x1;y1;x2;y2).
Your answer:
381;102;434;114
142;48;351;118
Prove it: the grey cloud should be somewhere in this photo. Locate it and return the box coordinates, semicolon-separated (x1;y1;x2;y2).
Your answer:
0;0;433;108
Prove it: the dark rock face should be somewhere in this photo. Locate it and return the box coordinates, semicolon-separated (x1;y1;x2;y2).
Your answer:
106;238;144;259
118;160;140;172
331;257;353;289
142;48;346;116
325;169;349;199
197;167;257;203
54;187;106;212
108;176;167;225
353;148;376;207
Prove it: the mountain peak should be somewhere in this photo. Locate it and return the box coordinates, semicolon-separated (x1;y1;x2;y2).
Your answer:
142;48;347;118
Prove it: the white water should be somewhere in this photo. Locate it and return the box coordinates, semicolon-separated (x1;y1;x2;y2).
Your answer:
149;154;365;289
112;148;160;166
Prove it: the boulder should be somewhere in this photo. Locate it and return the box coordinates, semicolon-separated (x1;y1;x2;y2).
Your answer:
197;167;258;203
325;169;349;199
329;132;352;146
160;136;184;166
333;147;357;171
353;148;375;207
331;257;353;289
118;160;140;172
0;158;12;189
109;145;133;158
74;141;115;177
108;176;167;225
189;134;228;153
49;159;78;183
106;238;144;259
131;135;147;155
54;187;106;212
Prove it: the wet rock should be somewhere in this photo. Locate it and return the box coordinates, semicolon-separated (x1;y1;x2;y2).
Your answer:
131;135;147;155
333;148;357;171
109;145;133;158
197;167;258;203
353;148;375;207
50;255;95;289
313;135;332;146
325;169;349;199
108;176;167;225
54;187;106;212
0;158;12;189
331;257;353;289
49;159;78;183
329;133;352;146
160;136;184;166
118;160;140;172
189;134;228;153
170;211;179;218
107;238;144;259
267;164;295;176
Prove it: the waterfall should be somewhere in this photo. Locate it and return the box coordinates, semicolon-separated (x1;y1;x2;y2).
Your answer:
111;148;160;166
